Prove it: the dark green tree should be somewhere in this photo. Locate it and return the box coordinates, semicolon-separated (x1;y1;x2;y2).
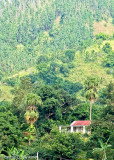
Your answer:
102;43;112;54
0;107;22;152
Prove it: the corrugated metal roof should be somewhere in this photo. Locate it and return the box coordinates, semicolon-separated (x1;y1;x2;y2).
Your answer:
71;120;90;126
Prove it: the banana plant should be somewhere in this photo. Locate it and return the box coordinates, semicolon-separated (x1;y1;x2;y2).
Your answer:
93;138;112;160
5;147;26;160
24;124;36;145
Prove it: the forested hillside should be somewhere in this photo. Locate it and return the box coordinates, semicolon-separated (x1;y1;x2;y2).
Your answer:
0;0;114;160
0;0;113;76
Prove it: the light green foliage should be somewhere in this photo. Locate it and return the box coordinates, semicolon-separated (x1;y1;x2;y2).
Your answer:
24;124;36;146
24;110;39;124
23;93;42;145
6;147;26;160
39;126;85;160
0;0;114;159
12;77;32;108
84;77;99;101
96;33;109;40
0;0;113;77
24;93;42;107
93;139;112;160
86;82;114;160
84;77;99;121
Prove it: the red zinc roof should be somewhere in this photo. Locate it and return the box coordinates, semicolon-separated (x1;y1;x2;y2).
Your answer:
71;120;90;126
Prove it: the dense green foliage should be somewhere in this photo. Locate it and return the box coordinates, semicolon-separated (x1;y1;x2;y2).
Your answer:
39;127;85;160
0;78;114;159
0;103;22;153
0;0;114;159
0;0;113;76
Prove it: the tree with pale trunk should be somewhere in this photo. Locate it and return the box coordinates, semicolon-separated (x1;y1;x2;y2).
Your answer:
84;77;99;123
24;93;42;125
24;93;42;145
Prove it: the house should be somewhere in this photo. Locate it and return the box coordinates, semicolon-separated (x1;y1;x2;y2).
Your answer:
59;120;90;134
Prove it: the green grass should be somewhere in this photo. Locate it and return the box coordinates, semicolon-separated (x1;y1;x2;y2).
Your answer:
3;67;38;80
0;83;13;102
0;40;114;102
0;67;38;102
71;42;113;82
65;40;114;99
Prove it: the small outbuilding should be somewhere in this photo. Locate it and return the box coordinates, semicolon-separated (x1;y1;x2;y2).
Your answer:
59;120;90;134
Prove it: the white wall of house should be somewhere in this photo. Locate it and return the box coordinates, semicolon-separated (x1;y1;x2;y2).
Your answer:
59;126;62;132
59;125;89;134
83;126;86;133
71;126;73;133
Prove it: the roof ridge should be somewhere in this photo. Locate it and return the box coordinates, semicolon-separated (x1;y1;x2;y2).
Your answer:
71;120;90;126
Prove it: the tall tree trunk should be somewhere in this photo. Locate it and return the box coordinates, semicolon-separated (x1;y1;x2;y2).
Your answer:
37;0;40;7
29;138;31;145
90;100;93;123
103;150;107;160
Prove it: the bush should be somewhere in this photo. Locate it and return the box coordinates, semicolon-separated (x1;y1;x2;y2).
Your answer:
67;62;75;69
106;68;114;76
65;50;75;61
96;33;109;40
2;78;17;87
102;43;112;54
103;52;114;68
60;65;69;77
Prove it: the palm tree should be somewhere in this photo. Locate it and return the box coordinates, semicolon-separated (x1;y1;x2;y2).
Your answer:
93;139;111;160
24;93;42;125
24;93;42;145
24;93;42;108
84;77;99;123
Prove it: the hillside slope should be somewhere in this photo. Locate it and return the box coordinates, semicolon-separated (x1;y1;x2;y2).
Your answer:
0;0;113;77
69;40;114;84
1;39;113;101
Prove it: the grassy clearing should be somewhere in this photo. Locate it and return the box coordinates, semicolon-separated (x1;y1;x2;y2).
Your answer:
3;67;38;80
66;40;114;100
0;67;37;102
93;20;114;35
0;83;13;102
